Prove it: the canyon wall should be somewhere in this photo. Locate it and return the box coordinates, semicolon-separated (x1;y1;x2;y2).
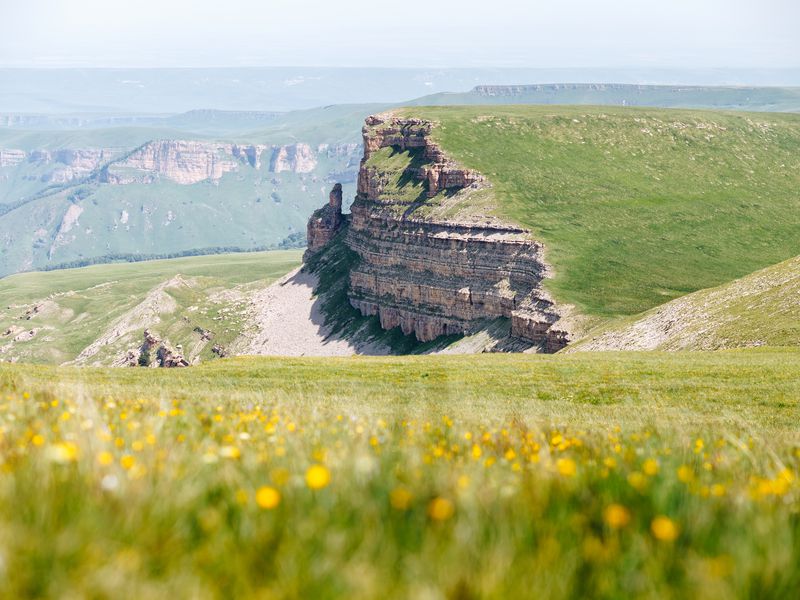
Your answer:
308;114;570;351
103;141;355;184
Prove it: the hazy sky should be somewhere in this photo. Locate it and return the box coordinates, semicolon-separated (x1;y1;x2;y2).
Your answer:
2;0;798;68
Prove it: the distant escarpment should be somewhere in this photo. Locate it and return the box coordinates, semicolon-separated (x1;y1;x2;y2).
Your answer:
306;114;569;352
102;141;356;185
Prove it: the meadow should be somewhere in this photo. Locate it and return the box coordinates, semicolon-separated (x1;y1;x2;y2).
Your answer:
0;250;303;365
1;348;798;598
405;106;800;318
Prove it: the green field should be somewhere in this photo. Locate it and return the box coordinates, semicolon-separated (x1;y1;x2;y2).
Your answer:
399;106;800;319
0;250;302;365
572;254;800;351
1;349;798;598
411;84;800;112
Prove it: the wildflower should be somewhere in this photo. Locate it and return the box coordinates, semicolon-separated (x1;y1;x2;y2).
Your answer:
643;458;659;476
120;455;136;470
677;465;694;483
219;446;241;459
256;486;281;509
31;434;45;447
428;497;454;521
651;516;679;541
556;457;577;477
305;464;331;489
603;504;631;529
628;472;647;491
390;487;412;510
471;444;482;460
97;451;114;466
47;442;79;464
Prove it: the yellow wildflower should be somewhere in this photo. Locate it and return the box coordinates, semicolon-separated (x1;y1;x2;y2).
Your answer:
390;487;412;510
47;442;79;464
556;457;577;477
643;458;659;476
651;516;679;542
677;465;694;483
97;451;114;466
306;464;331;490
428;497;454;521
256;486;281;509
603;504;631;529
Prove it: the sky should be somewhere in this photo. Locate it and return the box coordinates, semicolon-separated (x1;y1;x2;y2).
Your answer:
1;0;798;69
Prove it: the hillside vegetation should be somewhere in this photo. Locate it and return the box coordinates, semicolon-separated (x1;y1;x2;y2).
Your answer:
1;349;799;597
571;254;800;351
402;106;800;318
412;84;800;112
0;250;302;365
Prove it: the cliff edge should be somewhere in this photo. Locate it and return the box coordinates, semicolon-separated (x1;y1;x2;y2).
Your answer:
304;114;571;353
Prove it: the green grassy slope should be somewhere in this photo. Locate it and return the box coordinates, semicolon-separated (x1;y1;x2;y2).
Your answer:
0;250;302;365
1;349;799;597
400;106;800;318
410;84;800;112
571;254;800;351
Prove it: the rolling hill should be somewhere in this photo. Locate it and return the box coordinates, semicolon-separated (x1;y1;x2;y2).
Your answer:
570;254;800;351
0;250;302;365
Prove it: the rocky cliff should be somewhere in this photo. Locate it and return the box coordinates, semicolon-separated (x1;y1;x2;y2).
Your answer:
306;114;570;352
0;149;26;167
306;183;344;258
102;141;336;184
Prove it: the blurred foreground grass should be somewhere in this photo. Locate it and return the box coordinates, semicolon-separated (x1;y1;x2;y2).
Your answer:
1;349;799;598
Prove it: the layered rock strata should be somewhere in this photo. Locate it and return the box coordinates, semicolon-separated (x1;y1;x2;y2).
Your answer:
104;141;326;185
307;114;570;351
306;183;344;258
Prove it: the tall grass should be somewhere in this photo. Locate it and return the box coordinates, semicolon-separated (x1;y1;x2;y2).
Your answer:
0;350;798;598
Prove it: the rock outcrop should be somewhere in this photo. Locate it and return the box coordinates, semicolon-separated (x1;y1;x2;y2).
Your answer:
106;141;243;185
270;143;317;173
306;114;570;352
129;329;190;368
0;149;26;167
305;183;344;258
103;141;323;185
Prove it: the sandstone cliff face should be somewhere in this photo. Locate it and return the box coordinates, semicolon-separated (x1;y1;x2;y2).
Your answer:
270;143;317;173
0;149;26;167
106;141;243;185
43;148;122;183
306;183;344;258
104;141;324;184
311;114;570;351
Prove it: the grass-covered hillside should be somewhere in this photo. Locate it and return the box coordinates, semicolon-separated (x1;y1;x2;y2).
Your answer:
0;103;380;277
572;254;800;351
0;250;302;365
402;106;800;318
411;84;800;112
1;349;799;597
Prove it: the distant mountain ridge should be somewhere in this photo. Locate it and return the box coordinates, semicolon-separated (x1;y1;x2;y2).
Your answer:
412;83;800;112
